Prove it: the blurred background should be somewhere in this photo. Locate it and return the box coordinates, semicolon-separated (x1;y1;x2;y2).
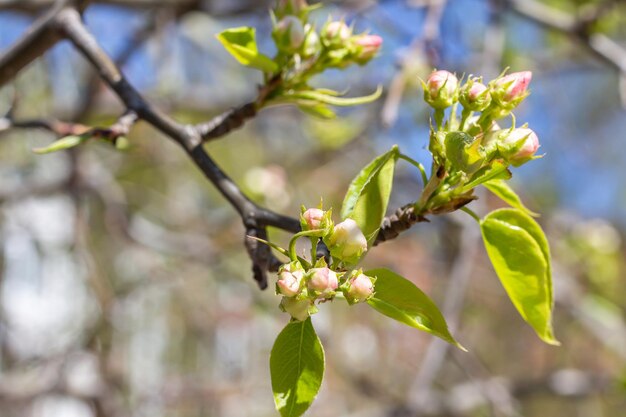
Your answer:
1;0;626;416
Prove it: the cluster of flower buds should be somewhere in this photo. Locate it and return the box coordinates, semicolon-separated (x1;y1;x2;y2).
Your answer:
422;69;531;116
422;69;540;169
276;206;376;321
272;1;382;68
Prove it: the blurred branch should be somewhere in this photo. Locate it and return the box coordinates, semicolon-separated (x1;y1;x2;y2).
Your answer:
505;0;626;105
381;0;448;128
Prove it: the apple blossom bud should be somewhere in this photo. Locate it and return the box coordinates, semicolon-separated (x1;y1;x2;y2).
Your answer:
323;21;351;44
307;267;338;296
460;80;491;111
502;128;540;165
280;297;311;321
352;34;382;64
277;265;304;297
325;218;368;263
302;208;324;230
302;29;320;57
492;71;532;107
423;70;458;109
481;127;540;166
345;273;374;303
274;16;305;50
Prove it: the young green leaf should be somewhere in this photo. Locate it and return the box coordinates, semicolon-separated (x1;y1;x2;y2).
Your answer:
365;268;464;350
444;131;484;174
270;318;325;417
32;134;89;154
284;85;383;107
480;208;558;345
216;27;278;73
341;146;398;245
483;179;539;217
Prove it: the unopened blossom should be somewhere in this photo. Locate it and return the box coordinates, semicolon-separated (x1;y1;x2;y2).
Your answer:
325;218;368;262
302;208;325;230
353;34;382;63
460;80;491;111
323;21;351;42
277;265;304;297
275;16;305;49
502;128;540;164
492;71;532;106
481;127;540;166
345;273;374;303
423;70;458;109
307;267;339;296
280;297;311;321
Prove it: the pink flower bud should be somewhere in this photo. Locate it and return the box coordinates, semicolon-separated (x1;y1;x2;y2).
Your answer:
277;266;304;297
307;267;338;296
353;34;382;63
326;218;368;262
503;128;540;162
323;21;351;42
302;208;325;230
493;71;532;104
346;273;374;303
481;127;540;166
423;70;458;109
460;80;491;111
275;16;305;49
280;297;311;321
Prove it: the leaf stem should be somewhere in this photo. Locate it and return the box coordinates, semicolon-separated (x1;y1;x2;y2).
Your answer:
398;153;428;187
460;207;480;223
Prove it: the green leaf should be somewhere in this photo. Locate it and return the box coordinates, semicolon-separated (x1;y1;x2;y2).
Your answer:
32;134;89;154
480;208;558;345
483;180;539;217
365;268;464;350
285;85;383;107
341;146;398;245
270;318;325;417
216;27;278;73
444;131;484;174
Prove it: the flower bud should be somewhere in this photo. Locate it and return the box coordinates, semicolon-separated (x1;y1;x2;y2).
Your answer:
302;208;324;230
460;80;491;111
481;127;540;166
307;267;338;297
345;273;374;304
280;297;311;321
502;128;540;165
325;218;368;263
302;29;320;57
491;71;532;108
274;16;305;50
352;34;382;64
423;70;458;109
276;264;304;297
322;21;351;45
